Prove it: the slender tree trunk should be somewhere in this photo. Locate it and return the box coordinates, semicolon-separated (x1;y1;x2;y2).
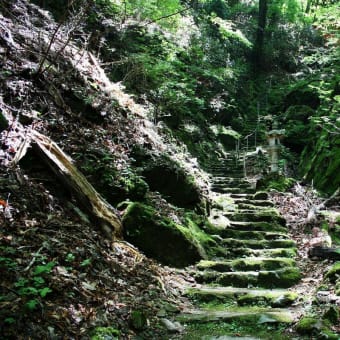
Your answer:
253;0;268;70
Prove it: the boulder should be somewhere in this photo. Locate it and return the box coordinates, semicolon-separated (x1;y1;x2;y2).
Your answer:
122;203;205;267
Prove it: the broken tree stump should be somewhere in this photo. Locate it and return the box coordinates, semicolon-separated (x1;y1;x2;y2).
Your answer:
30;131;122;240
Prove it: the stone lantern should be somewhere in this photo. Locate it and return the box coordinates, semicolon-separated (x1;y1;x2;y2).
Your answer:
266;121;285;173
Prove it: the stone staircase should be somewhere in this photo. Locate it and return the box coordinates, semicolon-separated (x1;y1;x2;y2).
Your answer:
177;155;301;335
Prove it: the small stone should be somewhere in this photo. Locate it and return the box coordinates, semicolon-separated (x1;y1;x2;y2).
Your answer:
161;318;184;333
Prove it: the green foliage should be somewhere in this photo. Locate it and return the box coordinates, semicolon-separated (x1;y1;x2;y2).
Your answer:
33;261;56;276
77;149;148;204
257;174;295;192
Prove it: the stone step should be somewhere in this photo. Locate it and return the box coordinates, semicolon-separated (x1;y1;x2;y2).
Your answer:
236;203;274;210
221;238;296;250
197;257;296;272
222;247;297;259
212;187;256;194
213;176;250;182
230;193;254;199
185;286;298;308
210;183;254;193
211;182;252;189
209;171;244;176
177;307;295;324
218;229;288;240
227;221;287;233
211;179;252;186
233;199;274;207
194;267;301;288
224;211;286;225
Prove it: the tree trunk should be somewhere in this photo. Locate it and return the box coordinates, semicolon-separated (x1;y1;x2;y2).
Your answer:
253;0;268;69
30;131;122;240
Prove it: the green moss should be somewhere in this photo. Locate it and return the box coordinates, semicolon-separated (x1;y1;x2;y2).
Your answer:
325;262;340;283
232;258;295;271
217;272;257;287
230;210;286;225
122;202;205;267
296;317;319;335
90;326;119;340
177;317;290;339
237;291;297;307
258;268;301;288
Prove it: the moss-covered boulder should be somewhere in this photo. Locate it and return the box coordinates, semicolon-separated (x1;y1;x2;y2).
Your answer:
210;125;240;150
296;316;320;335
141;156;202;210
122;203;207;267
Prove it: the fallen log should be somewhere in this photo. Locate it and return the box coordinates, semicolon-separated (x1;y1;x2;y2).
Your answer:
29;130;122;240
308;247;340;261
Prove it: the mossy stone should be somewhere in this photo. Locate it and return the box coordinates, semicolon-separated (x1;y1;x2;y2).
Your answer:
141;155;202;210
122;202;204;267
296;317;320;335
258;267;301;288
325;262;340;283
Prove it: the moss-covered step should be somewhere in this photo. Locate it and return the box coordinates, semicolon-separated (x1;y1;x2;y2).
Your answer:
212;187;255;194
226;221;287;233
224;247;297;259
197;257;296;272
232;198;274;207
212;177;251;184
221;238;296;249
186;286;298;307
236;203;275;211
220;229;288;240
211;182;253;189
177;307;294;324
194;267;301;288
224;211;286;225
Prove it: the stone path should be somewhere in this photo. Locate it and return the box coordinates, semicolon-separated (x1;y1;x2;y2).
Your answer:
177;155;302;334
